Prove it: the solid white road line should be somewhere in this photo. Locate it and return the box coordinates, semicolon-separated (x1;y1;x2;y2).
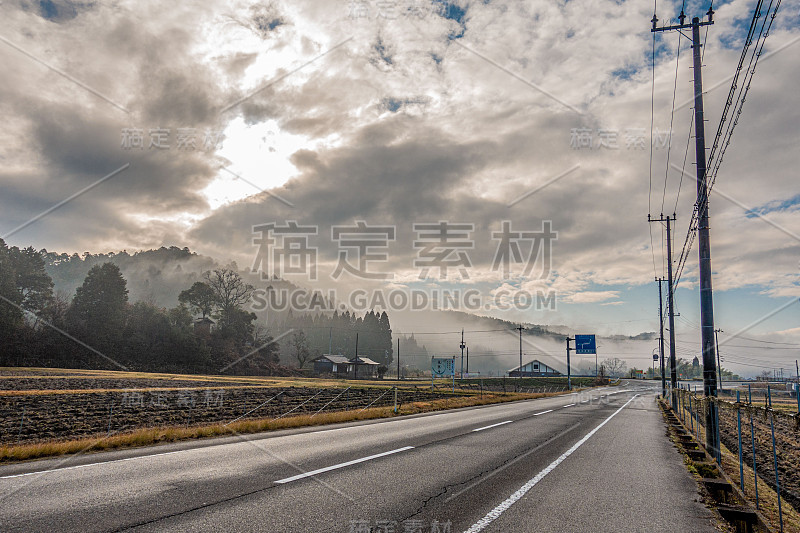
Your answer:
463;394;640;533
0;450;188;480
472;421;513;432
274;446;414;484
562;404;576;408
532;409;553;416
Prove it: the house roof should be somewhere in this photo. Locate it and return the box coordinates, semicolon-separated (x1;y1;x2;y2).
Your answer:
508;358;564;373
193;317;215;324
314;355;350;364
350;356;381;365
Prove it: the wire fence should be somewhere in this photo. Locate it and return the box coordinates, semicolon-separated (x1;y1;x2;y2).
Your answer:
2;386;469;445
674;385;800;531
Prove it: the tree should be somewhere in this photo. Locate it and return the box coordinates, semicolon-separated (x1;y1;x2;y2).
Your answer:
67;263;129;346
178;281;217;319
601;357;627;378
203;269;254;336
290;330;312;369
10;246;54;315
203;269;254;312
0;239;23;330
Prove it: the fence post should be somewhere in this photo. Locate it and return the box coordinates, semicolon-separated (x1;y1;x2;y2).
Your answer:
737;391;744;492
17;408;25;441
750;407;759;509
768;387;783;531
715;397;722;465
689;393;694;434
394;387;398;414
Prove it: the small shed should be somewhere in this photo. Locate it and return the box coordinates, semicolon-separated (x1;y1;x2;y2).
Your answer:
509;359;562;377
312;354;352;376
349;356;381;378
193;317;215;336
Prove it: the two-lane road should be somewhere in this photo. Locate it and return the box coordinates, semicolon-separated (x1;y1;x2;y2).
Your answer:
0;382;717;532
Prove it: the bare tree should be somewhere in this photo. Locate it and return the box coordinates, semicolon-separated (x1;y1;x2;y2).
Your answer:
290;330;312;369
203;269;254;312
601;357;627;378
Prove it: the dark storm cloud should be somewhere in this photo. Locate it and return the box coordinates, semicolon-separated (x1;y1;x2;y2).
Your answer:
0;1;252;248
187;110;647;281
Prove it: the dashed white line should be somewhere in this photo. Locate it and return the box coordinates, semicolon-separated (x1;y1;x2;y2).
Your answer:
472;421;513;432
533;410;553;416
562;404;576;408
274;446;414;484
463;394;639;533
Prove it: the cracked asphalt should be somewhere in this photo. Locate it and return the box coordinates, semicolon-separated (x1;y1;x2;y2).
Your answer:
0;381;718;532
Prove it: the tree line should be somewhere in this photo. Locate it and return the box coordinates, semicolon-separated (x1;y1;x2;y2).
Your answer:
0;239;281;374
0;239;403;377
276;309;394;372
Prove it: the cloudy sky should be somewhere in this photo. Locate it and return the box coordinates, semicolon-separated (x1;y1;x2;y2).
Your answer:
1;0;798;375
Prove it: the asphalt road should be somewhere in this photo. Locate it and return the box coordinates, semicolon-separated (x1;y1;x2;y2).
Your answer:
0;381;718;532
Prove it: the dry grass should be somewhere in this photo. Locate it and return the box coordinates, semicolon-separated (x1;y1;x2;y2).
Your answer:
720;440;800;533
0;391;557;463
0;367;490;393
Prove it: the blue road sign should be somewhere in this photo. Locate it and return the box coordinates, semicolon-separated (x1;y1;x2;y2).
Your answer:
432;357;455;376
653;353;659;361
575;334;596;354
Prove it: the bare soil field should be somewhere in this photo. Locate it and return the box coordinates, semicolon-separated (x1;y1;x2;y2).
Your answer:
0;368;472;445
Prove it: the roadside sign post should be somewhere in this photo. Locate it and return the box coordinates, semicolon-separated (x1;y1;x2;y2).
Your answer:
431;356;456;392
574;334;597;386
565;337;573;390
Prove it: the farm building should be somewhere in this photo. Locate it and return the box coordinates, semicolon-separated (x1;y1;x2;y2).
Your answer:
312;354;351;376
509;359;562;377
350;356;381;378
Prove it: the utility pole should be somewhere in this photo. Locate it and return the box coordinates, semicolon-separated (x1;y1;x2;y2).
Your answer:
649;213;678;409
466;346;469;375
565;337;573;390
516;325;525;378
460;329;466;380
328;327;333;354
653;7;719;457
656;277;667;398
354;332;359;380
715;328;723;391
397;337;400;380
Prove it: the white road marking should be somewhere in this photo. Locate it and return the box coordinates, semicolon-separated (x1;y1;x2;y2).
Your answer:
472;421;513;432
532;410;553;416
562;404;576;408
274;446;414;484
0;450;187;480
463;394;640;533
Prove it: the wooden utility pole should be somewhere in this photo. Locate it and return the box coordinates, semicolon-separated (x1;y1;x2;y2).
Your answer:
649;214;678;409
653;7;719;459
656;277;667;398
516;325;525;378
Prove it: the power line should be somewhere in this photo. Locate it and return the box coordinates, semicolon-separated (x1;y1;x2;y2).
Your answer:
661;30;682;214
732;335;800;346
672;0;781;289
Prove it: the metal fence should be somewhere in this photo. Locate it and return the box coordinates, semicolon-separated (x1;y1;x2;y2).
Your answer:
674;384;800;531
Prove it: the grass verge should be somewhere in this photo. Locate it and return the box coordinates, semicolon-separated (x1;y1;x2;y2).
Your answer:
0;390;564;464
